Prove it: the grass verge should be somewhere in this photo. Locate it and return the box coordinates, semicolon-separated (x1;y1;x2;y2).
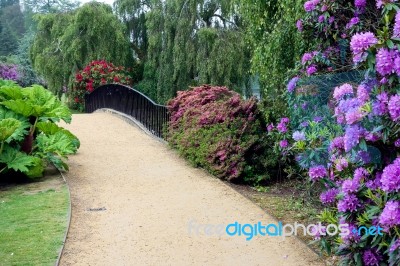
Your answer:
0;174;69;266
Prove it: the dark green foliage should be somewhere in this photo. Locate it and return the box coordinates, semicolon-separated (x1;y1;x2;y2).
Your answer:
0;1;25;56
30;2;132;95
116;0;250;104
240;0;311;121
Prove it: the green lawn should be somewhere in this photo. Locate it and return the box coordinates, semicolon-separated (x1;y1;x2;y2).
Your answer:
0;180;69;266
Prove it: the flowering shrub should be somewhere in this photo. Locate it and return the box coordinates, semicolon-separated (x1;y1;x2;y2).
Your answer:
285;1;400;264
0;64;20;81
167;85;266;183
70;60;134;110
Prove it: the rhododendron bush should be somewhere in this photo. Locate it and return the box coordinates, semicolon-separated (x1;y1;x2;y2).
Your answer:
284;1;400;265
71;60;134;111
0;64;20;82
167;85;266;183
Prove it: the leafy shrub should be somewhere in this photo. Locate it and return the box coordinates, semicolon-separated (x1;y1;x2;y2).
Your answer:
167;85;266;184
283;1;400;265
0;79;79;178
70;60;134;111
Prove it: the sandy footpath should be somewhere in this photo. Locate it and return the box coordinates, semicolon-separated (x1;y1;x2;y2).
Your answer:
59;113;324;266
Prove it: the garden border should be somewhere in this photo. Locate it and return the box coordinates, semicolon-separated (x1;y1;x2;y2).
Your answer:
55;170;72;266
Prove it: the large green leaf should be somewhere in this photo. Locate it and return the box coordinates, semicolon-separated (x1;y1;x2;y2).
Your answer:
0;106;30;142
0;86;24;101
1;99;35;117
1;85;72;123
0;118;21;142
36;122;80;150
36;131;78;156
0;146;36;173
25;157;44;179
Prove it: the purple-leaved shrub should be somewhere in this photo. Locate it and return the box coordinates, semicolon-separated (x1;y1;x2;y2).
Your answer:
167;85;266;183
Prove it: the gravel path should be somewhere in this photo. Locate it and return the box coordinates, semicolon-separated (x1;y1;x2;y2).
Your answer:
59;113;323;266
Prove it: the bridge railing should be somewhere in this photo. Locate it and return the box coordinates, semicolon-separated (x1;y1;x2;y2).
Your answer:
85;84;169;139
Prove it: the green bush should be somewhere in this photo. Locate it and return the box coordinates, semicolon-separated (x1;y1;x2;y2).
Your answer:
167;85;267;184
0;79;79;178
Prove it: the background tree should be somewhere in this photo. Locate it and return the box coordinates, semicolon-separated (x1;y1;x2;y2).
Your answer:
239;0;311;121
30;2;132;95
0;0;25;56
22;0;80;13
115;0;249;104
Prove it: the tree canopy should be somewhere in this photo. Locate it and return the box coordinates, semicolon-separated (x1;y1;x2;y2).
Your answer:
30;2;132;94
115;0;249;103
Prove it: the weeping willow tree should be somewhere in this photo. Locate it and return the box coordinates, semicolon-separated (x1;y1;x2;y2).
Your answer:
239;0;312;121
115;0;249;104
30;2;132;95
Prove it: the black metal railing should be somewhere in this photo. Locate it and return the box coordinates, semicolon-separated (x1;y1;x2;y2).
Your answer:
85;84;169;139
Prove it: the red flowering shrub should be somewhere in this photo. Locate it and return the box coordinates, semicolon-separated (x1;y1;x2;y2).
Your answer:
70;60;133;110
167;85;266;183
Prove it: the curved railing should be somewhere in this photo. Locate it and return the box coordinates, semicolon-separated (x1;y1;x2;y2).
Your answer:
85;84;169;139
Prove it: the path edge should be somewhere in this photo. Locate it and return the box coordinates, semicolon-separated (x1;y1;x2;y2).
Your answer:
55;169;72;266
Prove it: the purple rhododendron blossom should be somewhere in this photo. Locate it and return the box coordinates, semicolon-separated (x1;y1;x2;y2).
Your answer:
390;239;400;252
362;249;382;266
301;53;313;64
320;188;339;205
393;11;400;38
354;167;369;180
372;92;389;116
344;124;366;152
376;48;395;76
304;0;320;12
279;139;289;148
356;150;371;164
355;0;367;8
380;158;400;192
313;116;323;122
342;178;360;194
338;194;360;212
0;64;19;81
267;123;274;132
333;84;353;100
388;94;400;121
309;165;327;181
292;131;306;141
306;64;318;76
330;136;344;151
345;108;364;125
287;76;299;93
310;223;326;240
357;84;370;103
377;0;397;9
346;17;360;28
335;157;349;172
350;32;378;63
379;200;400;231
296;19;303;32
